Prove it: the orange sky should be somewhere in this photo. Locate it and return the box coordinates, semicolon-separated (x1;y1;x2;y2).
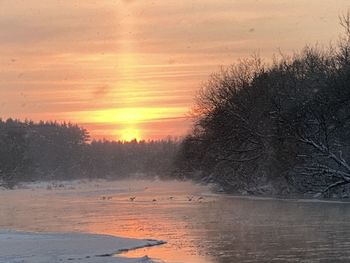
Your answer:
0;0;349;141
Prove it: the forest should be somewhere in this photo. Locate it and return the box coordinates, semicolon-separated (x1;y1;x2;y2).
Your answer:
0;119;178;188
174;16;350;198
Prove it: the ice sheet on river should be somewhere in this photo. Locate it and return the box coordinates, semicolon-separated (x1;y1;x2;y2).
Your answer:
0;230;164;263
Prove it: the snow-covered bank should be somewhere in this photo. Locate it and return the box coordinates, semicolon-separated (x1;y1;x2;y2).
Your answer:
0;230;165;263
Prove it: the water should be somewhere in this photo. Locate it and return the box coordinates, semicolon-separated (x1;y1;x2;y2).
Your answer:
1;180;350;262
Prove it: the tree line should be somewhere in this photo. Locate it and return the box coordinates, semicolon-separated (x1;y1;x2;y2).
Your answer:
0;118;178;188
174;15;350;198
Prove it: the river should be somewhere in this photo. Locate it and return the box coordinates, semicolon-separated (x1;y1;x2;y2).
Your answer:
1;179;350;262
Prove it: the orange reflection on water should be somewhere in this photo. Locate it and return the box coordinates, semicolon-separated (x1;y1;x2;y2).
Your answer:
85;212;210;263
0;180;214;263
81;184;213;263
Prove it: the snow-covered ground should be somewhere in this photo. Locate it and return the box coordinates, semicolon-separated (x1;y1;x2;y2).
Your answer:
0;230;165;263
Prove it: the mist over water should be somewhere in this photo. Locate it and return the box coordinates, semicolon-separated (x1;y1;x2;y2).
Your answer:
1;179;350;263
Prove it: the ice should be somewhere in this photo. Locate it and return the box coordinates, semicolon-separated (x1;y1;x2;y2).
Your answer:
0;230;165;263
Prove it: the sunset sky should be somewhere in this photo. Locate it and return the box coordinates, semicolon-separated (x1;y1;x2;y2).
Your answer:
0;0;349;141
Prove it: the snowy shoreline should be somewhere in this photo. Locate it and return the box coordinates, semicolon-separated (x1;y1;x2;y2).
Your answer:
0;230;165;263
3;179;350;204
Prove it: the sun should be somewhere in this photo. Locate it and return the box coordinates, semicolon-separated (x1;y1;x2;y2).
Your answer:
119;128;141;142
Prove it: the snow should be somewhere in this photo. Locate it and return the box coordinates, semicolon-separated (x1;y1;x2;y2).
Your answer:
0;230;165;263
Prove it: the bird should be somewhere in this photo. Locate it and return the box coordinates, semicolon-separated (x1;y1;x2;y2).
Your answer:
152;199;157;202
187;196;194;201
130;196;136;201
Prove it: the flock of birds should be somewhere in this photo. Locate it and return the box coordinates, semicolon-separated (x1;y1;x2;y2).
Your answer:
100;195;205;202
100;184;206;203
128;195;204;202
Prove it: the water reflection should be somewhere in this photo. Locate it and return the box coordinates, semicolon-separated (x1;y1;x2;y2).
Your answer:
1;180;350;262
195;197;350;262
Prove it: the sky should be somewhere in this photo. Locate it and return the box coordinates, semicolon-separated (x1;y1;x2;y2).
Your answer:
0;0;349;141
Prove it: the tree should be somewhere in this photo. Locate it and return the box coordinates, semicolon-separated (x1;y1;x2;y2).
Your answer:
0;119;31;188
176;15;350;197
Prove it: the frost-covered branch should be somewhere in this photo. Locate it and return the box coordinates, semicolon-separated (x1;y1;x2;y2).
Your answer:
300;137;350;173
299;137;350;194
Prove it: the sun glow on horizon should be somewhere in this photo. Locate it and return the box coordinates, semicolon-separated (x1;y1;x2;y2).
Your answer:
68;107;186;124
119;128;141;142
